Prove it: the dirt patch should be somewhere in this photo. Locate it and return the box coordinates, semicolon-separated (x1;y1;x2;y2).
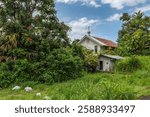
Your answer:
139;95;150;100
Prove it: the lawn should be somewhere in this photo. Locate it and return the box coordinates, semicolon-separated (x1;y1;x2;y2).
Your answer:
0;56;150;100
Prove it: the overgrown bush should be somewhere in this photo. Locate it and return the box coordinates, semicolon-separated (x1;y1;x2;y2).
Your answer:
0;62;15;88
44;48;83;82
71;42;98;73
0;48;83;88
0;71;14;88
115;56;142;72
71;41;85;60
83;48;98;73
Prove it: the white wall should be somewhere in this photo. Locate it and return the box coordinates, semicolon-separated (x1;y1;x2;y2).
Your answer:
80;37;101;52
98;56;114;71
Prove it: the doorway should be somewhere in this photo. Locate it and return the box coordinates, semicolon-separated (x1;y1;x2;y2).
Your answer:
99;61;103;70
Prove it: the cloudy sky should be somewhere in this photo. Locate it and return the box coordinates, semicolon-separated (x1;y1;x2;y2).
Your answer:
55;0;150;42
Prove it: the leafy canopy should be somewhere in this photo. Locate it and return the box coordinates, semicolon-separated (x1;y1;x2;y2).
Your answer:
117;11;150;56
0;1;84;88
0;0;70;61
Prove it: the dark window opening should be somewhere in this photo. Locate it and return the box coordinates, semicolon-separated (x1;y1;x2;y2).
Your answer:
95;45;98;53
99;61;103;70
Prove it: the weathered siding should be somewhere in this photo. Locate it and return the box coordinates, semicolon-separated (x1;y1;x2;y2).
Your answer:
80;37;102;52
98;56;114;71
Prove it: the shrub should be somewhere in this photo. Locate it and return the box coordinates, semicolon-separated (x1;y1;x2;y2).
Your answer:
45;48;83;82
83;48;98;72
0;62;15;88
71;41;85;60
115;56;142;73
0;59;33;88
0;72;14;88
71;42;99;73
0;48;83;88
13;59;33;82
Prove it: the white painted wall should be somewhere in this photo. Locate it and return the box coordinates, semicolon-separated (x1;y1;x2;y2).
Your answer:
80;37;102;52
98;56;114;71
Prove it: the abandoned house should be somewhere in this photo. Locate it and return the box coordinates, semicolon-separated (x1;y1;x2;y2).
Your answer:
98;54;123;72
79;34;123;72
79;34;117;54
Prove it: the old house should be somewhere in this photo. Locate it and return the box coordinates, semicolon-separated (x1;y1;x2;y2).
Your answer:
79;34;117;53
79;34;123;72
98;54;123;72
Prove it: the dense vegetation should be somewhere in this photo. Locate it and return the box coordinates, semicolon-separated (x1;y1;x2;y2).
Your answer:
72;42;98;73
0;56;150;100
0;0;83;88
0;1;150;100
115;56;142;73
117;11;150;56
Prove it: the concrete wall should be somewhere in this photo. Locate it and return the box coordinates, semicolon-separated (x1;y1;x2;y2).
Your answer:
80;37;102;52
98;56;114;72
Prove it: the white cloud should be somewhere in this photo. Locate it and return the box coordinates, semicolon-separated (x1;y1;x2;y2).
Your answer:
106;13;122;22
135;5;150;13
101;0;147;9
56;0;148;9
56;0;101;8
66;17;100;39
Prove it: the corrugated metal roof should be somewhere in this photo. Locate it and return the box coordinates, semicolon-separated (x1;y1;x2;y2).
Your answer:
101;54;123;60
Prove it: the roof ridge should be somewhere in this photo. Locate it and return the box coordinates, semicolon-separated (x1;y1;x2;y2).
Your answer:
93;36;115;42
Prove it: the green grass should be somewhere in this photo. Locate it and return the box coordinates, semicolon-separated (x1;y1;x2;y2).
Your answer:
0;56;150;100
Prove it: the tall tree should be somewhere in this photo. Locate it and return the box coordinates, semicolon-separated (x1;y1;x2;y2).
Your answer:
0;0;70;62
117;11;150;56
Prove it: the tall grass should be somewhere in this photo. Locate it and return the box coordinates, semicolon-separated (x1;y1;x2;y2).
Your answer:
99;81;135;100
0;56;150;100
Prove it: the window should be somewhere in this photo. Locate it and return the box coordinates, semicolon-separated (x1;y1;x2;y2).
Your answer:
94;45;98;53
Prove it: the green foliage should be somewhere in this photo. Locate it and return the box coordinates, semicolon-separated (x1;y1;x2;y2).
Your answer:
0;72;14;88
0;62;15;88
100;81;135;100
71;41;84;59
0;48;83;88
102;47;117;55
115;56;142;73
83;48;98;72
0;72;139;100
0;1;84;88
71;42;98;73
0;0;70;61
45;48;83;82
118;11;150;56
0;56;150;100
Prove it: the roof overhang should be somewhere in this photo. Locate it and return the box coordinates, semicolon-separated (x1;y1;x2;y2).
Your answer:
100;54;123;60
79;35;106;46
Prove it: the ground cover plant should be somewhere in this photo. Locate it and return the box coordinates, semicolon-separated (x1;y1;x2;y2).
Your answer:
0;56;150;100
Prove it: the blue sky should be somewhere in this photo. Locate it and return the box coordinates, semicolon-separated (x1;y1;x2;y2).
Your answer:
55;0;150;42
